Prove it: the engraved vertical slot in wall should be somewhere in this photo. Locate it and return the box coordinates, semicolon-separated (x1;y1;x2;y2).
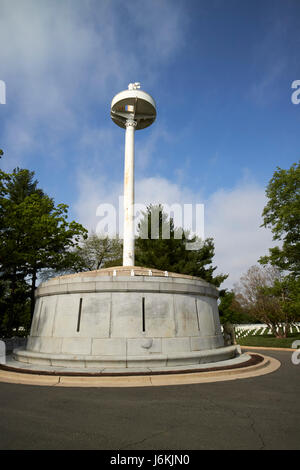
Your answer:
142;297;145;332
195;298;200;331
77;298;83;332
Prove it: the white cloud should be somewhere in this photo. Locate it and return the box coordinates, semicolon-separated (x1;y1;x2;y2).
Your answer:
73;171;122;235
0;1;277;289
136;177;197;206
249;61;286;106
205;183;275;289
0;0;187;169
247;13;290;106
123;1;187;63
135;127;172;172
74;169;275;289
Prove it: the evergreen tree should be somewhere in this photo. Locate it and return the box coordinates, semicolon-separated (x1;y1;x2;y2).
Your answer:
0;168;87;331
6;167;45;204
135;204;227;287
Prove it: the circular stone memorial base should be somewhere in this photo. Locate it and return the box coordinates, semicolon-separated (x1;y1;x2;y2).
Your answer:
13;266;246;373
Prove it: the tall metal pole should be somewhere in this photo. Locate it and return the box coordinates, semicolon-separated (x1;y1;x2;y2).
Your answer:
123;118;137;266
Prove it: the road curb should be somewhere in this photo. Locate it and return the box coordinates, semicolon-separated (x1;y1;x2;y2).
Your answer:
241;345;298;352
0;353;281;387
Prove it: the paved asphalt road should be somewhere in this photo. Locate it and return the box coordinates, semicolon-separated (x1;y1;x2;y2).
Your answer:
0;349;299;450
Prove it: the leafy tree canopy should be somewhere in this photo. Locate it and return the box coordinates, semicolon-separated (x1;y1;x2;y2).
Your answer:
218;289;254;324
234;265;299;338
68;232;122;273
260;162;300;276
0;167;87;329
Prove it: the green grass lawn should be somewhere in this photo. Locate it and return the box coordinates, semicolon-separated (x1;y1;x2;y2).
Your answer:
238;333;300;349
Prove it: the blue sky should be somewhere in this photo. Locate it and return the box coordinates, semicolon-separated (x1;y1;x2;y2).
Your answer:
0;0;299;287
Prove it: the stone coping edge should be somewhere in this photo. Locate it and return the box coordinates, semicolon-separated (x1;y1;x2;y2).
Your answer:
52;266;208;282
35;280;218;300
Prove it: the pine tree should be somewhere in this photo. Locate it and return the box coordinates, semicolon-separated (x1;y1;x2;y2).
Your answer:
135;204;227;287
0;167;87;331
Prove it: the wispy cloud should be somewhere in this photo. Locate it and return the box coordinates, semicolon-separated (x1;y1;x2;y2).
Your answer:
249;61;287;106
0;0;187;169
73;167;274;289
247;10;292;106
205;181;274;288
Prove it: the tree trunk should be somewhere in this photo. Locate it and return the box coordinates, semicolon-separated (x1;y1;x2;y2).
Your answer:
285;323;290;337
271;325;278;337
275;325;286;338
